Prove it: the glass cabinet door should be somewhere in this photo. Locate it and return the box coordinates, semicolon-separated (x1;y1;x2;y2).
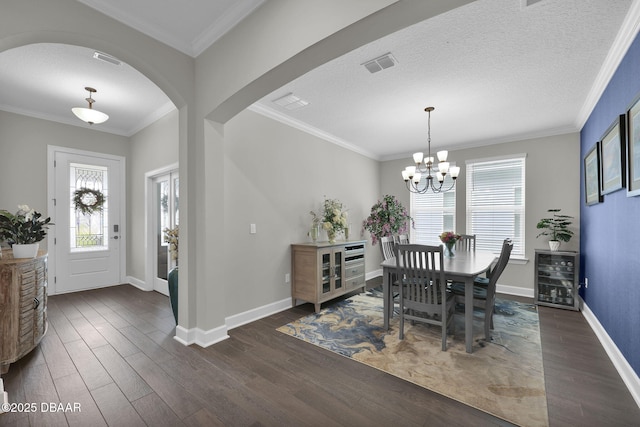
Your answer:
333;250;343;292
321;251;331;295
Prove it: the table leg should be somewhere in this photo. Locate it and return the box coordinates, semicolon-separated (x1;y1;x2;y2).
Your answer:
465;277;474;353
383;266;390;330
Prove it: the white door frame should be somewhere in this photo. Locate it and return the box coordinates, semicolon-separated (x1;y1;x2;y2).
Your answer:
145;163;179;293
47;145;127;295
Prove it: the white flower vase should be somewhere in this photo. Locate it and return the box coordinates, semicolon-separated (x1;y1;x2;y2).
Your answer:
548;240;560;251
12;243;39;258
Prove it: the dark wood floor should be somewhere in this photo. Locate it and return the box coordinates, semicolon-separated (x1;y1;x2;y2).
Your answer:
2;280;639;426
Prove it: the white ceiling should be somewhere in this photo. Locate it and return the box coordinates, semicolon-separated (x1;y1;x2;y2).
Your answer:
0;0;637;159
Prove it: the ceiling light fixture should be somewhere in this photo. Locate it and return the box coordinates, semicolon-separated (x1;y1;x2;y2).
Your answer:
402;107;460;193
71;87;109;125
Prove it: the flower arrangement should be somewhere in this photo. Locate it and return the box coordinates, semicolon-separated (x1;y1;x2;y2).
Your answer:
311;198;348;242
439;231;461;256
163;226;179;261
0;205;53;245
439;231;461;245
362;195;413;245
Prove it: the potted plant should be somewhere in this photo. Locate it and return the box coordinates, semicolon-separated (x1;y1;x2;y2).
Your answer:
163;226;179;323
362;195;413;245
0;205;53;258
536;209;574;251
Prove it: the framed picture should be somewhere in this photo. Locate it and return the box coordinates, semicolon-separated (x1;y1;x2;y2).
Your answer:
599;115;626;195
584;141;603;205
626;96;640;196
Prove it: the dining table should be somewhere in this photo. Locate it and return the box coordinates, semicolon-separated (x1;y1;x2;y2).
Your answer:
381;250;497;353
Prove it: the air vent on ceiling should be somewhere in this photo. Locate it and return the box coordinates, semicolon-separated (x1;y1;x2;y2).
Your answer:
272;92;309;110
522;0;545;7
93;51;122;66
362;53;397;74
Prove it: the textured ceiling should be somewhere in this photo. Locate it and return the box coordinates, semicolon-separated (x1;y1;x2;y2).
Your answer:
0;0;637;157
253;0;637;160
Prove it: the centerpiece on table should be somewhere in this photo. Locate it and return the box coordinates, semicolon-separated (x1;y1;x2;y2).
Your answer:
362;195;413;245
0;205;53;258
163;226;179;323
311;197;348;243
439;231;461;257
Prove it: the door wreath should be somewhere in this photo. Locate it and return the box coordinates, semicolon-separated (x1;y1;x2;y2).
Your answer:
73;188;106;215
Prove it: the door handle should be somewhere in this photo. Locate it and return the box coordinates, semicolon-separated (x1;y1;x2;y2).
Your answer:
111;236;119;240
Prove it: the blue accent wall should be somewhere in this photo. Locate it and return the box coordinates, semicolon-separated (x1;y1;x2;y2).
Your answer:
580;32;640;376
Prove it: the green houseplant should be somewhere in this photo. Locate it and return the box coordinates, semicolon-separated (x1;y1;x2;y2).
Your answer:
0;205;53;258
536;209;574;251
362;195;413;245
163;226;179;324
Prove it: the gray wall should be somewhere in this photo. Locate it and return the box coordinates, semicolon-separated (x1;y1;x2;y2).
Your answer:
222;109;380;315
382;132;581;293
128;109;179;280
0;110;129;244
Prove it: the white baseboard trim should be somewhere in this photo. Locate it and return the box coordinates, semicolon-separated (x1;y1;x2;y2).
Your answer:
126;276;149;291
173;324;229;348
226;297;292;330
580;298;640;408
497;283;534;298
367;269;382;281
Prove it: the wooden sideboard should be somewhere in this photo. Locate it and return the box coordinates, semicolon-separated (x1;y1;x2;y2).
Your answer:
291;240;366;312
0;249;48;374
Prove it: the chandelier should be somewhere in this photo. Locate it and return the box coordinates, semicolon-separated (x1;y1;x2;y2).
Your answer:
402;106;460;193
72;87;109;125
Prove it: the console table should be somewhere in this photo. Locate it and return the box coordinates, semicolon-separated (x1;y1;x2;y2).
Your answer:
291;240;366;312
0;249;48;374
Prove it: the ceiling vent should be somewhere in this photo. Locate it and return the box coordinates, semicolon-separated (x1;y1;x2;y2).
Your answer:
93;51;122;66
522;0;545;7
272;92;309;110
362;53;397;74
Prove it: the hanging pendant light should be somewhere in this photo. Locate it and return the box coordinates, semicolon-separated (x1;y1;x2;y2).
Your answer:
71;87;109;125
401;106;460;194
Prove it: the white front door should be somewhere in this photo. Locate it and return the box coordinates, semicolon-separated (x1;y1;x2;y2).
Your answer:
152;171;179;296
51;148;124;293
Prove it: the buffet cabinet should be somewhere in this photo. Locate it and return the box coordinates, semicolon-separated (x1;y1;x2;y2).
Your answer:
291;240;366;312
0;250;48;374
534;250;579;311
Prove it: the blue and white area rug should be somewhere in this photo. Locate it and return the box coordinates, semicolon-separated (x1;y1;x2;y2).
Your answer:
278;290;548;427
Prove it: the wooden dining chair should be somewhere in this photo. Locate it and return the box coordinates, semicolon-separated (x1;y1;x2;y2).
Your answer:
456;234;476;251
394;244;455;351
380;236;396;261
450;238;513;341
396;234;409;245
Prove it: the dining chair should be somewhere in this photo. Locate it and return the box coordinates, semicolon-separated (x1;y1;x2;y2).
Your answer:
394;244;455;351
380;236;396;261
396;234;409;245
456;234;476;251
450;238;513;341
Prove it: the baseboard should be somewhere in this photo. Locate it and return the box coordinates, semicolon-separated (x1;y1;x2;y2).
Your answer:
126;276;149;291
497;283;534;298
226;297;292;330
367;269;382;281
173;324;229;348
580;298;640;408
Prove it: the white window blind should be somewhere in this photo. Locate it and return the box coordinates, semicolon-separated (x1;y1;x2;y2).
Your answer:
466;155;526;256
410;175;456;245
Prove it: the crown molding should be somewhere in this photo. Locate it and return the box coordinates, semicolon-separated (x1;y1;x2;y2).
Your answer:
576;0;640;129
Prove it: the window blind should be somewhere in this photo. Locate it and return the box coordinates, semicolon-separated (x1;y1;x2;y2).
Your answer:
410;175;456;245
466;155;526;256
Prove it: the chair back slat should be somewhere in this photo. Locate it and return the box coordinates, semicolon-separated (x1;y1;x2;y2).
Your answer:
380;236;396;260
456;234;476;251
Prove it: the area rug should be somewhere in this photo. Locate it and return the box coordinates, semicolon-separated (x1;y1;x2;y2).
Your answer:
277;290;549;427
